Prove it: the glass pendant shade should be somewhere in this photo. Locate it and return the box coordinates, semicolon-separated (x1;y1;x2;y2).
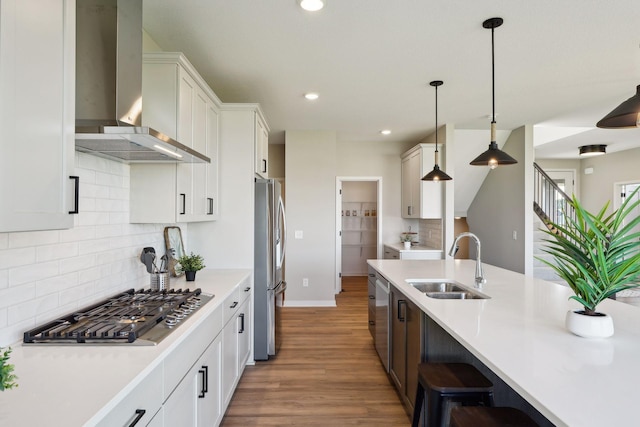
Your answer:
596;85;640;128
422;80;452;181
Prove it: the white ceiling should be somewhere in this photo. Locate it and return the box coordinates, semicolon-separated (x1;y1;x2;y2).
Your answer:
142;0;640;159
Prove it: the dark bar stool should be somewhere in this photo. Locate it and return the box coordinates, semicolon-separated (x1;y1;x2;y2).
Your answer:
450;406;539;427
412;363;494;427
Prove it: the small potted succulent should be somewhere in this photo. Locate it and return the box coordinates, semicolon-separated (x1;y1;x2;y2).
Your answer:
1;346;18;391
177;252;206;281
539;187;640;338
400;232;416;249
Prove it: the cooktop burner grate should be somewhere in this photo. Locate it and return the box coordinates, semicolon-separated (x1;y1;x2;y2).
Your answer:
23;288;212;345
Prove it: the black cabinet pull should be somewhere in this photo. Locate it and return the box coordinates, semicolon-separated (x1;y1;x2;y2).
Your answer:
207;197;213;215
239;313;245;333
230;301;238;309
128;409;146;427
198;365;209;398
369;273;375;277
68;176;79;214
398;300;406;322
369;320;375;325
369;295;375;300
262;159;267;173
244;287;251;292
180;193;186;215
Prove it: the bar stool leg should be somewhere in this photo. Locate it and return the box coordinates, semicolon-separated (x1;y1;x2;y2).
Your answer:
426;389;443;427
412;381;425;427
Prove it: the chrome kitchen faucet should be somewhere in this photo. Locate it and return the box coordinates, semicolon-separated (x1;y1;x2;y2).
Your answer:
449;232;486;288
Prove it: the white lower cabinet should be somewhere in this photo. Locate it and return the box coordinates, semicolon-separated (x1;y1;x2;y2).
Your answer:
96;278;252;427
96;365;163;427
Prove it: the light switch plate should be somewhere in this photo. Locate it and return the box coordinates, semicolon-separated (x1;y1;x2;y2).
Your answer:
295;230;303;239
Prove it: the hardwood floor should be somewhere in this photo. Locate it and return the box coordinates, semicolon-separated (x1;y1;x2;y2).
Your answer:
221;276;410;426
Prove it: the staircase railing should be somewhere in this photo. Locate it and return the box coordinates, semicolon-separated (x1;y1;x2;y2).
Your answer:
533;163;575;233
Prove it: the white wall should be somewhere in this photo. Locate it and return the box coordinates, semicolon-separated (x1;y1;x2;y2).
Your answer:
466;125;534;275
188;108;256;269
0;153;173;346
337;139;415;249
284;131;338;306
578;146;640;213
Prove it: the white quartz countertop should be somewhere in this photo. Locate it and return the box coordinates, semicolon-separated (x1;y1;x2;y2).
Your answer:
0;269;251;427
368;259;640;427
384;242;442;252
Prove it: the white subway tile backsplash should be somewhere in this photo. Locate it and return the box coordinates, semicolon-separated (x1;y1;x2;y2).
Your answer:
8;230;59;248
9;261;59;287
0;153;182;346
0;233;8;249
36;242;79;262
0;247;37;269
35;272;79;297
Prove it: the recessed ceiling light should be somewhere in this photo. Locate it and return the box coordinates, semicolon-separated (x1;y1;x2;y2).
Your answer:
380;130;391;135
304;93;319;100
299;0;325;12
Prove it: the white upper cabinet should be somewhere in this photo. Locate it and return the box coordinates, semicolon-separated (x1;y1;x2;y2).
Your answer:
401;144;442;219
255;114;269;178
0;0;76;232
130;52;220;223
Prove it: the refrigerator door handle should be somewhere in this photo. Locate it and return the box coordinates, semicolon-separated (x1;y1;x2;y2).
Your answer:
278;196;286;268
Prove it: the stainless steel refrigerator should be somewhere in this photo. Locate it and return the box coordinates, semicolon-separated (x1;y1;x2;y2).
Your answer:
254;179;287;360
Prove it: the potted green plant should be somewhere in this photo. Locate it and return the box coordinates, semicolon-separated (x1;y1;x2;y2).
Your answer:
177;252;206;281
1;347;18;391
400;232;416;249
539;187;640;338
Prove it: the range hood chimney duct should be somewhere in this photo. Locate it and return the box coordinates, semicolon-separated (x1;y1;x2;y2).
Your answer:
75;0;209;163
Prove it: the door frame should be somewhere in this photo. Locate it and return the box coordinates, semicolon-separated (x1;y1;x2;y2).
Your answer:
544;168;577;198
335;176;383;294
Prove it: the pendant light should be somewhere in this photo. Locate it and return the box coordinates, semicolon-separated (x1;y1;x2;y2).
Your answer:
596;85;640;128
422;80;452;181
470;17;517;169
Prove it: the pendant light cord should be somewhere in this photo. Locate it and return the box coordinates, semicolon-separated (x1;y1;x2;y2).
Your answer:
491;25;496;125
434;84;439;153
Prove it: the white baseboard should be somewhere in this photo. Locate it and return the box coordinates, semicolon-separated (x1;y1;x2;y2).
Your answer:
284;300;337;307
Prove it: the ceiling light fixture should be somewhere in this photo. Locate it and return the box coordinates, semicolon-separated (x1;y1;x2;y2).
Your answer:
579;144;607;156
299;0;325;12
304;92;319;100
422;80;452;182
596;85;640;128
380;129;391;135
470;17;517;169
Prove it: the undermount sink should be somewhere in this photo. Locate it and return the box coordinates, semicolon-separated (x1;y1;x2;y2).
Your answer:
407;280;490;300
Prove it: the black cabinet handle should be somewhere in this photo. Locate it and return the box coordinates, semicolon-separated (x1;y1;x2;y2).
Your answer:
239;313;245;333
369;295;375;300
244;287;251;292
68;176;79;214
262;159;267;173
397;300;406;322
369;320;375;325
230;301;238;309
207;197;213;215
198;365;209;398
180;193;186;215
368;273;375;277
128;409;146;427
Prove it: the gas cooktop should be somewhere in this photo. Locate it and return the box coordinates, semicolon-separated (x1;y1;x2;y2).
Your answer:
23;288;214;346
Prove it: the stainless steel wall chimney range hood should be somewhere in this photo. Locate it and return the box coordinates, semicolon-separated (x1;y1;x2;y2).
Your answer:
75;0;209;163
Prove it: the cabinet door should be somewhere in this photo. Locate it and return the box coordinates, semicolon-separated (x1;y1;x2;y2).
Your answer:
205;103;220;219
237;298;252;371
408;152;421;218
255;115;269;178
198;334;223;426
401;156;413;219
177;67;196;220
164;364;198;427
405;299;422;410
0;0;75;232
221;313;240;407
367;271;376;338
389;288;406;393
384;247;400;259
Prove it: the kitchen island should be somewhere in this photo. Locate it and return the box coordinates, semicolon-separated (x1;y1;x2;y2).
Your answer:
369;259;640;427
0;269;251;427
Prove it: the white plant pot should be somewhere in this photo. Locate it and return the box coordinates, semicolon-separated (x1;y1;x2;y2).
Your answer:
565;310;614;338
403;241;411;249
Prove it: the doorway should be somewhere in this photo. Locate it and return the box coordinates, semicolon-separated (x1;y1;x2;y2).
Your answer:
335;177;382;294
